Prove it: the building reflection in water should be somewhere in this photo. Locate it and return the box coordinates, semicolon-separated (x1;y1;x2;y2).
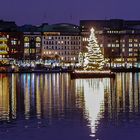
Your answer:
0;73;140;138
0;74;10;121
106;73;140;122
21;73;74;122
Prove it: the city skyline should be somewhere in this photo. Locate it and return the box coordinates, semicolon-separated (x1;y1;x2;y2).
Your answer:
1;0;140;25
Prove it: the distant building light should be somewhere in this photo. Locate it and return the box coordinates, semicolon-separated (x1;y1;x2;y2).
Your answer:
129;39;133;42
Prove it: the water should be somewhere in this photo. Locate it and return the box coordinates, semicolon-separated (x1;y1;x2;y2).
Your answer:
0;73;140;140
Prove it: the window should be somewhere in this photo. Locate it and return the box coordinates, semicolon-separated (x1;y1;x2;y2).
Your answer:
24;37;29;42
121;40;125;43
129;39;133;42
134;39;138;42
30;49;35;53
122;48;125;52
129;44;133;47
24;43;29;47
112;44;115;47
134;49;138;52
24;48;29;54
129;48;133;52
108;44;111;47
134;53;138;56
36;43;40;47
11;40;17;45
36;37;41;42
134;43;138;47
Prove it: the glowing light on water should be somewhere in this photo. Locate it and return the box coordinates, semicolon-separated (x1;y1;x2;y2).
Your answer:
75;79;107;137
84;79;105;137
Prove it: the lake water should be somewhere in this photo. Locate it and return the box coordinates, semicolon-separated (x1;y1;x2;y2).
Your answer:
0;73;140;140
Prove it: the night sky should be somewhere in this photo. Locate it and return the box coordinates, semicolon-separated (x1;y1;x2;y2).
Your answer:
1;0;140;25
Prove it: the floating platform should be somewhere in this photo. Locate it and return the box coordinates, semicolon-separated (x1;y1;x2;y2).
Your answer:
70;70;116;79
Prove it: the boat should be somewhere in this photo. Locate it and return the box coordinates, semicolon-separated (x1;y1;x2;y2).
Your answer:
70;70;115;79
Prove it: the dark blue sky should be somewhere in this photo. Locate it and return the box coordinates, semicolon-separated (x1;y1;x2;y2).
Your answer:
1;0;140;25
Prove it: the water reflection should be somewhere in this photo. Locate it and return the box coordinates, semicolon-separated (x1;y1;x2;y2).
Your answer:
0;74;10;121
74;73;140;139
0;73;140;139
75;79;109;137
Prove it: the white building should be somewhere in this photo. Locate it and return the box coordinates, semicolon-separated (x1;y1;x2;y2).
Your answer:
42;23;81;63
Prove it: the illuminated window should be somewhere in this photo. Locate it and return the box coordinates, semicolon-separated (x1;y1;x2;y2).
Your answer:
36;43;40;47
121;40;125;42
36;37;41;42
24;37;29;42
11;40;17;45
108;44;111;47
134;39;138;42
134;53;138;56
24;43;29;47
100;44;103;47
129;39;133;42
112;44;115;47
116;44;119;47
129;53;133;56
30;49;35;53
122;48;125;52
129;44;133;47
129;48;133;52
24;48;29;53
134;43;138;47
122;44;125;47
134;49;138;52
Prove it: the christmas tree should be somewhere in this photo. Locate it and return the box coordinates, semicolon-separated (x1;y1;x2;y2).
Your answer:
84;28;105;71
78;52;84;66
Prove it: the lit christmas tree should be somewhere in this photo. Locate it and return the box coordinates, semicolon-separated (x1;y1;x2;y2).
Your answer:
78;52;84;66
84;28;105;71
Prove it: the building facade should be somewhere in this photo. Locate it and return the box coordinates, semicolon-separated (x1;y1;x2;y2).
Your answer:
0;20;24;65
19;25;42;61
8;32;24;60
42;23;81;64
0;33;9;65
80;19;140;68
